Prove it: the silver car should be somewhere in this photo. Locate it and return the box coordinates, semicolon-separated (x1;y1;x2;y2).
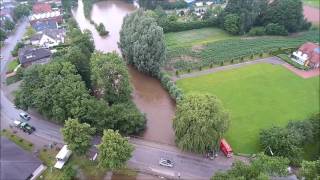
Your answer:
19;112;31;121
159;158;174;168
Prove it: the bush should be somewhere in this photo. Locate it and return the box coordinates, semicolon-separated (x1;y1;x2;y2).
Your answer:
11;42;24;57
95;23;109;36
265;23;288;36
158;71;184;101
248;26;266;36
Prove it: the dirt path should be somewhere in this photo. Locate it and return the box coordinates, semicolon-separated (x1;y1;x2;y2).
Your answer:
173;57;284;81
304;5;320;23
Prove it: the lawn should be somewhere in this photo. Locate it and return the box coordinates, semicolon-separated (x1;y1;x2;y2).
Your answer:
176;63;320;153
303;0;320;8
7;59;19;73
165;27;235;50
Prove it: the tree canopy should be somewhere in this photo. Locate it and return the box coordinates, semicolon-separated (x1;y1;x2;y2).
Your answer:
0;29;7;41
13;4;31;21
98;129;134;170
61;118;95;155
173;94;229;153
212;153;289;179
90;52;131;104
120;9;166;76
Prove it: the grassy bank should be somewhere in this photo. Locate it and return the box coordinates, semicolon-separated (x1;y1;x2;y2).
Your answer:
7;59;19;73
303;0;320;8
177;63;320;153
1;129;34;152
166;30;319;71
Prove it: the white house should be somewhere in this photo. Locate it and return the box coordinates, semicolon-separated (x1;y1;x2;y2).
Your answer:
30;29;65;48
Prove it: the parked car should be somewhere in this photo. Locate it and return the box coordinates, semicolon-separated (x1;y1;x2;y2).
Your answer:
19;112;31;121
159;158;174;168
14;120;36;134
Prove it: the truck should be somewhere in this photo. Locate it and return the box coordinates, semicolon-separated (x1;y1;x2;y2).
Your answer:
13;120;36;134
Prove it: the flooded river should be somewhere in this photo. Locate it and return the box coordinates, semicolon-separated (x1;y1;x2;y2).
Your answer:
72;0;176;145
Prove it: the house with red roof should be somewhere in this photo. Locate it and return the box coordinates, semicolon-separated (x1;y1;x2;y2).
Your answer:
32;3;52;14
291;42;320;69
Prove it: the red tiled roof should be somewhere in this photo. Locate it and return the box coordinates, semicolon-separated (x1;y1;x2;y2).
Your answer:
298;42;320;65
32;3;52;14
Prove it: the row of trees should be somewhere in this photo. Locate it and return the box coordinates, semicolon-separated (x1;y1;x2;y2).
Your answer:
62;119;133;170
259;113;320;166
220;0;311;35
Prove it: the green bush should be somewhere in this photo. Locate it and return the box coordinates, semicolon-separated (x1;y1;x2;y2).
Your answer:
162;18;218;33
265;23;288;36
248;26;266;36
11;42;24;57
158;71;184;101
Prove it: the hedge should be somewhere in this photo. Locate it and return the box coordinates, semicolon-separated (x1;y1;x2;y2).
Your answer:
158;71;184;101
162;18;218;33
277;54;311;71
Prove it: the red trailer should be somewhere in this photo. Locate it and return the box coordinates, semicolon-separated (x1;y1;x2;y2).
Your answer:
220;139;233;158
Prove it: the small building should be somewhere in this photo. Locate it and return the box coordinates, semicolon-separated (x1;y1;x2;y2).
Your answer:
31;20;58;32
32;3;52;14
30;29;65;48
18;47;52;67
291;42;320;69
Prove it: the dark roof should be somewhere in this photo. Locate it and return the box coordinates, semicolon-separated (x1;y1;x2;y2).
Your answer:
31;20;58;32
18;47;52;64
0;136;42;180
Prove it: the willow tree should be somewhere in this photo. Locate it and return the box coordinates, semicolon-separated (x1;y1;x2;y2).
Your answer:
173;94;230;153
119;9;166;77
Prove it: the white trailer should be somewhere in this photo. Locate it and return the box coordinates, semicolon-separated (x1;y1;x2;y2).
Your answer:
54;145;72;169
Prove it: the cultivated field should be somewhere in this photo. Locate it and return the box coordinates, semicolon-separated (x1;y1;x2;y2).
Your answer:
166;30;320;71
176;63;320;153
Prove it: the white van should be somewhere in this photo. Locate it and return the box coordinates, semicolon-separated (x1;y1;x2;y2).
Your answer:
54;145;72;169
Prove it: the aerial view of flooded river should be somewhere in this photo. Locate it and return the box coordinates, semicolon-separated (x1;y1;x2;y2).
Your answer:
72;0;176;146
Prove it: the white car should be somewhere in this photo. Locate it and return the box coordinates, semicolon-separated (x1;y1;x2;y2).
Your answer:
19;112;31;121
159;158;174;168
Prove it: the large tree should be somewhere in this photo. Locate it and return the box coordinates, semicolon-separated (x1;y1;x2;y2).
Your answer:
3;19;15;31
98;129;134;170
263;0;308;32
61;118;95;155
13;4;31;21
90;52;131;104
120;9;166;76
224;14;240;35
220;0;268;34
299;159;320;180
173;94;229;153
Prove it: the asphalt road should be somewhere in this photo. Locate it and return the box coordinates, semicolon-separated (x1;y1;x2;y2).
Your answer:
0;20;235;180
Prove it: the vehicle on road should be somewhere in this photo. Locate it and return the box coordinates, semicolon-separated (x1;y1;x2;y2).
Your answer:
19;112;31;121
54;145;72;169
159;158;174;168
220;138;233;158
13;120;36;134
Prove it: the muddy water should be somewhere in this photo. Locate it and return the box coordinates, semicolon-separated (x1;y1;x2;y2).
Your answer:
72;0;176;145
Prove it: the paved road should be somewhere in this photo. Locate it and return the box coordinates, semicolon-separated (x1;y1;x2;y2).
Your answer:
0;20;235;180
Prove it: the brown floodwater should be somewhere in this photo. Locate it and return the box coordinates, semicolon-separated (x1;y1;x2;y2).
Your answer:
72;0;176;145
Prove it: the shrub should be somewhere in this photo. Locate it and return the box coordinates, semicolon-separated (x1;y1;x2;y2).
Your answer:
162;18;218;33
199;66;202;71
175;70;179;76
265;23;288;36
187;68;191;73
248;27;266;36
2;129;6;132
19;139;23;142
220;61;224;66
29;143;33;146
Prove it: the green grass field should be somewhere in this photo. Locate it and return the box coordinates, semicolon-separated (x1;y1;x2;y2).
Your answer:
177;63;320;153
7;59;19;73
165;27;235;50
303;0;320;8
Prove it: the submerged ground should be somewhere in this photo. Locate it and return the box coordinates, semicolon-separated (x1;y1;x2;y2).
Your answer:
177;63;320;153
